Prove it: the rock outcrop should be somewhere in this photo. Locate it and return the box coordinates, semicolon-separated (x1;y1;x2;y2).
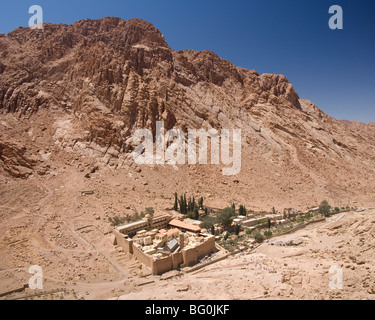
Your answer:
0;138;47;178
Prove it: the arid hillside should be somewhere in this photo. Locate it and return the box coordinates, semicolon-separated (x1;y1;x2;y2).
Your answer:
1;17;375;210
340;120;375;140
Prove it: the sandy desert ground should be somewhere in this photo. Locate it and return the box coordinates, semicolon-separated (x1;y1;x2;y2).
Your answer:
115;209;375;300
1;195;374;300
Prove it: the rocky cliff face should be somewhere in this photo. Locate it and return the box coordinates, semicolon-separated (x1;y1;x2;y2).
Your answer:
0;17;375;208
0;17;301;153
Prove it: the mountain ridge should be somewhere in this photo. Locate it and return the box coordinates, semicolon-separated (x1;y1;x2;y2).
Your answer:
1;16;375;210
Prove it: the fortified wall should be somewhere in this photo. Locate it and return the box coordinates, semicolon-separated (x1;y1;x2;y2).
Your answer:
113;213;216;275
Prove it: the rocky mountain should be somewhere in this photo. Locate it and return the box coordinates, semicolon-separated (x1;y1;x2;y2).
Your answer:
1;17;375;210
340;120;375;140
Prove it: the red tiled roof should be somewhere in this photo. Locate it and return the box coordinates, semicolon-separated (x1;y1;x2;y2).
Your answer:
169;219;201;233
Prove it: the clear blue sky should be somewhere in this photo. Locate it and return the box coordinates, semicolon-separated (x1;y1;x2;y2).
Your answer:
1;0;375;122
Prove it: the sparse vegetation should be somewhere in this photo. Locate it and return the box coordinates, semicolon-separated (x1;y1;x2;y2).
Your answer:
108;207;154;226
200;216;216;230
254;232;264;243
145;207;155;216
186;212;194;219
108;216;127;227
319;200;332;217
264;230;273;238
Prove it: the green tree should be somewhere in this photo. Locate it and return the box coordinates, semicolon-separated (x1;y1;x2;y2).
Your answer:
254;232;264;243
174;192;178;211
211;225;215;235
179;195;184;213
145;207;154;217
193;207;199;220
201;216;215;230
239;205;247;216
319;200;332;217
217;207;236;230
108;216;121;227
234;224;241;236
179;194;187;214
188;197;192;213
199;197;204;209
264;230;273;238
183;193;187;209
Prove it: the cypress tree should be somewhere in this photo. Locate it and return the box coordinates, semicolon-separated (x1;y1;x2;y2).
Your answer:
199;197;204;209
211;225;215;235
179;195;185;214
235;224;241;236
188;197;192;213
239;205;247;216
183;194;187;214
193;207;199;220
180;195;183;214
174;192;178;211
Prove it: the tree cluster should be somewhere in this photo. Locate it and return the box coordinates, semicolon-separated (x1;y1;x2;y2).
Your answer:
174;193;204;220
